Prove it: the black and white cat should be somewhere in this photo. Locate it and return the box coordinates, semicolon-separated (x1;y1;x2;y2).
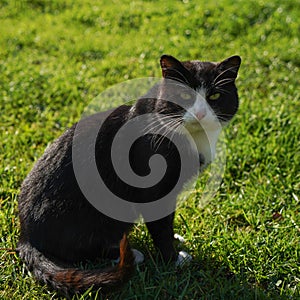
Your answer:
17;54;241;296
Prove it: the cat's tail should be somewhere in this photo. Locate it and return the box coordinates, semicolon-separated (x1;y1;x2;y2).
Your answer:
17;234;135;297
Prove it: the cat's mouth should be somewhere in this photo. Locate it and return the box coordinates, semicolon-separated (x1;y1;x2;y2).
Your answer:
184;120;204;133
183;111;206;132
183;110;222;134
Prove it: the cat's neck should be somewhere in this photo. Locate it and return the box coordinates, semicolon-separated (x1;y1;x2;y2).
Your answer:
189;127;221;169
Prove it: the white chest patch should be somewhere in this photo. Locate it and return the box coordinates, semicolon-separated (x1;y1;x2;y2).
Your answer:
182;87;222;168
190;128;221;168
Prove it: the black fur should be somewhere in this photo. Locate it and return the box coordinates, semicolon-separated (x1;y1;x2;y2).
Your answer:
17;54;241;296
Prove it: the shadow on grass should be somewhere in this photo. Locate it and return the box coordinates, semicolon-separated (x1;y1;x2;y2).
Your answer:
69;252;290;300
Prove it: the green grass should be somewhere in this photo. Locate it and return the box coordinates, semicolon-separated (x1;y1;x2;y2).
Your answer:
0;0;299;299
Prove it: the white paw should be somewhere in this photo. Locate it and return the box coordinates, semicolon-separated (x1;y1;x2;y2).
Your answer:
112;256;120;264
112;248;144;265
132;248;144;264
174;233;185;243
175;251;192;267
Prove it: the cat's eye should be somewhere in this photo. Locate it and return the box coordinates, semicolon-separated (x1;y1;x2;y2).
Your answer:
180;92;192;100
209;93;221;100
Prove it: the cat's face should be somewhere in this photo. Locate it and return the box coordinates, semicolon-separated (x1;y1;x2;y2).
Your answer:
157;54;241;133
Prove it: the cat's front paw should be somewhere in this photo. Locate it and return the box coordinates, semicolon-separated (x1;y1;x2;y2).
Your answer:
174;233;185;243
175;251;192;267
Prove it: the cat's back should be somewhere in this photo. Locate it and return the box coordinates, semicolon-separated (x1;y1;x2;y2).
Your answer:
18;105;131;221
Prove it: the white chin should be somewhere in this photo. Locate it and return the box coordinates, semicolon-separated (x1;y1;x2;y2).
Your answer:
184;121;203;133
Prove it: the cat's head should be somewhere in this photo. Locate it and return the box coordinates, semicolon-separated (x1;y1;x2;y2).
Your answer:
156;54;241;132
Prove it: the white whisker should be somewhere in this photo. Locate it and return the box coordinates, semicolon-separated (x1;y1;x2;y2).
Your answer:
214;78;235;87
143;114;182;135
165;68;189;85
152;118;183;151
213;65;238;84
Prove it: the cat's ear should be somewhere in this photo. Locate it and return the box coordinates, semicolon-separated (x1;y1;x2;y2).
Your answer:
160;55;190;82
217;55;241;78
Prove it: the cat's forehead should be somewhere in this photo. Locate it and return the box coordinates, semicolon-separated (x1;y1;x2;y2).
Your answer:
182;60;217;86
183;60;216;73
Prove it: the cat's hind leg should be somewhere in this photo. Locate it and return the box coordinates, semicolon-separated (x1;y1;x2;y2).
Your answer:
131;249;144;264
112;248;144;264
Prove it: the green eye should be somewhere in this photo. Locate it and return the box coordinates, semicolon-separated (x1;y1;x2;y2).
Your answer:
180;92;192;100
209;93;221;100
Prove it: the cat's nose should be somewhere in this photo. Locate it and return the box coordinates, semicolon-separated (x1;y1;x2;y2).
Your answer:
195;109;206;120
